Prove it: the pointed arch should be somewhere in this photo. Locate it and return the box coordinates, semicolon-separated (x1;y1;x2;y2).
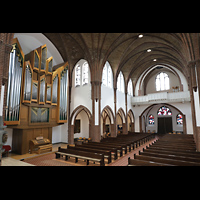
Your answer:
117;107;126;123
127;109;135;123
101;105;115;124
70;105;92;125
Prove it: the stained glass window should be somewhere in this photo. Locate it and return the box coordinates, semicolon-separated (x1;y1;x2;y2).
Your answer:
157;106;172;115
177;113;183;125
149;114;155;124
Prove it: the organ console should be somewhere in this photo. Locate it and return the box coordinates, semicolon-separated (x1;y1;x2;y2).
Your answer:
29;136;52;154
4;38;69;154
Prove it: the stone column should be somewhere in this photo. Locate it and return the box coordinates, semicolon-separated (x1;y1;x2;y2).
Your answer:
91;80;101;142
113;87;117;137
188;61;200;151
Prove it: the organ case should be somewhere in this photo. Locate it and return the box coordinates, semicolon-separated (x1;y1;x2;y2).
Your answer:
5;38;69;154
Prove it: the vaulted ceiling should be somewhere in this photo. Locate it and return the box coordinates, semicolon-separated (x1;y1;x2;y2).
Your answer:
43;33;199;85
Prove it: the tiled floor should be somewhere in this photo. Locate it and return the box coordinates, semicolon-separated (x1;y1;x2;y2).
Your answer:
1;157;35;166
1;143;68;166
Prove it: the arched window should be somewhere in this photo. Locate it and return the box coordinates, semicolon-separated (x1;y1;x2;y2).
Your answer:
102;61;112;88
75;61;90;86
117;71;124;93
82;62;89;85
128;79;133;96
177;113;183;125
75;64;81;87
157;106;172;116
149;114;154;125
156;72;170;91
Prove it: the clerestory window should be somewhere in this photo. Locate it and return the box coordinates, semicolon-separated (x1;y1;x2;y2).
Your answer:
75;65;81;87
117;71;124;93
155;72;170;91
82;62;89;85
75;61;89;87
102;61;112;88
128;79;133;96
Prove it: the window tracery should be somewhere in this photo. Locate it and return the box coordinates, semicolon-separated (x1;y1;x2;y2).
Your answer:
157;106;172;115
102;61;112;88
177;113;183;125
156;72;170;91
149;114;154;124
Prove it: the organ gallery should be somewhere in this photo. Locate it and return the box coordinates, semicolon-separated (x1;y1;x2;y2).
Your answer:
5;38;68;154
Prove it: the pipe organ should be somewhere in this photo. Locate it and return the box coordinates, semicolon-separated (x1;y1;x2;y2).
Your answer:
5;41;23;123
59;67;68;121
4;38;69;154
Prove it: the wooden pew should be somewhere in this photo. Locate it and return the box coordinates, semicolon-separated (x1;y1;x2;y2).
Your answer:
127;157;175;166
147;145;197;153
100;141;129;154
68;145;112;164
101;132;155;150
134;154;200;166
81;143;118;160
55;147;105;166
150;143;196;151
87;142;123;157
141;150;200;164
128;133;200;166
101;139;132;152
145;147;200;159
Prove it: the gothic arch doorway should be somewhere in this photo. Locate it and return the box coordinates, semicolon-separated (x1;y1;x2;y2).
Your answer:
127;109;135;132
101;105;115;138
116;108;127;135
139;103;187;134
69;105;92;144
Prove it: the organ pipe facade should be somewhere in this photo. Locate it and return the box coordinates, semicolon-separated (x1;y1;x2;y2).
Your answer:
5;38;68;127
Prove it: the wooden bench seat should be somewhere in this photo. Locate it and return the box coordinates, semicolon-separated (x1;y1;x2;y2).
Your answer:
87;142;123;157
81;143;118;160
127;134;200;166
55;147;105;166
141;151;200;164
68;145;112;164
145;148;200;158
102;140;132;152
134;154;200;166
127;157;175;166
150;143;196;151
147;145;197;153
100;141;128;154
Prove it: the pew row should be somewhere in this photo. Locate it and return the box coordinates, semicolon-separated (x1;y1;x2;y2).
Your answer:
55;147;105;166
128;134;200;166
68;144;112;164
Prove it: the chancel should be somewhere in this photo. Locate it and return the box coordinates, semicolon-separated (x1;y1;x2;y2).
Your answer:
1;33;200;166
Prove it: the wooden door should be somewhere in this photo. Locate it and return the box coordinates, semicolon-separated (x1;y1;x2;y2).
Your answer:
158;117;172;134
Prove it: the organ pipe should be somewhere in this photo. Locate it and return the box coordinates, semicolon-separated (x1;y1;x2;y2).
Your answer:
5;38;69;125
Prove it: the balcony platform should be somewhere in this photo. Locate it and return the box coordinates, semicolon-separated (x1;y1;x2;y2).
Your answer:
132;91;190;106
